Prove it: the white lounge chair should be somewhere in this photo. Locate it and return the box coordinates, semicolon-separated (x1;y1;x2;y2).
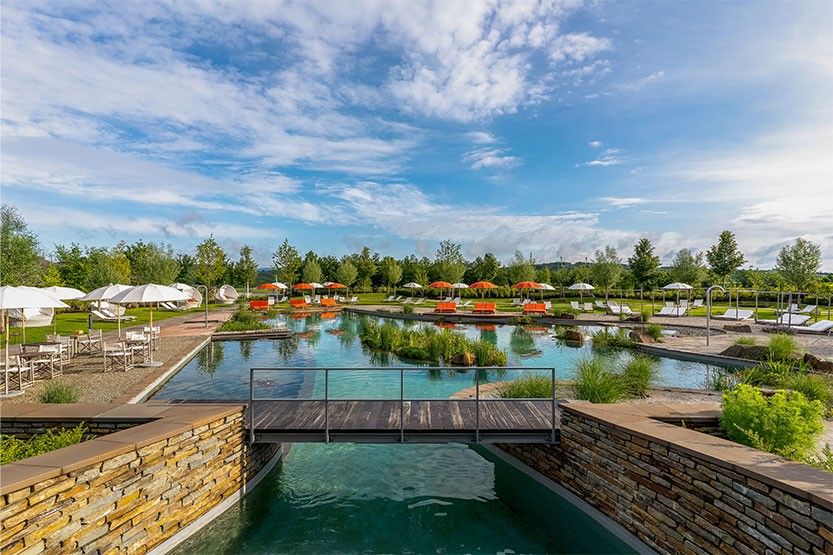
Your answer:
100;307;136;321
655;306;680;317
759;314;811;326
385;295;396;302
712;309;754;320
459;300;472;308
800;304;818;314
804;320;833;333
692;299;704;308
609;304;633;316
570;301;581;311
595;300;606;309
413;298;423;305
583;302;593;312
512;298;522;306
91;309;120;322
349;296;359;304
778;303;801;314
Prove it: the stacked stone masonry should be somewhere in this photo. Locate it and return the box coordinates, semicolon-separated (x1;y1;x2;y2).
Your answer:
0;405;279;555
500;403;833;555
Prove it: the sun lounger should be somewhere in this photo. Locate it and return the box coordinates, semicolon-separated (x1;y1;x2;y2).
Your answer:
655;306;685;317
595;300;606;309
249;300;269;310
434;302;457;314
91;309;120;322
443;297;453;303
459;300;472;308
290;299;309;309
384;295;395;302
452;297;461;305
583;303;593;312
759;314;811;326
692;299;704;308
800;304;818;314
570;301;581;311
413;298;423;305
713;309;754;320
512;298;522;306
349;296;359;304
609;304;633;316
321;298;337;307
522;303;547;315
100;307;136;320
472;302;496;314
803;320;833;333
778;303;801;313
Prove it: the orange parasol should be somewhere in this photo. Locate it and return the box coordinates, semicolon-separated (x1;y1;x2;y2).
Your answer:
513;281;541;299
325;283;346;289
257;283;279;290
469;280;497;298
294;283;314;290
428;281;452;289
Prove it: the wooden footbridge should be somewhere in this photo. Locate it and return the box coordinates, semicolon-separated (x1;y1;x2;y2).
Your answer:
248;367;559;444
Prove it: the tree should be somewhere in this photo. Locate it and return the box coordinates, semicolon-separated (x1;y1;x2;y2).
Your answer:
354;247;377;291
335;259;358;287
272;239;302;286
86;247;130;289
54;244;87;289
466;253;501;282
302;254;323;284
536;266;551;285
628;238;660;290
124;241;179;284
378;256;402;292
319;255;339;282
591;246;622;301
176;254;195;284
193;236;228;294
669;249;707;286
401;255;430;285
432;240;466;283
41;264;63;287
0;204;42;285
236;245;258;291
706;230;745;285
507;251;536;284
775;238;821;292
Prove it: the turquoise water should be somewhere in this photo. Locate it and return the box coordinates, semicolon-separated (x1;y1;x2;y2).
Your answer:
153;312;722;401
156;313;716;553
172;443;635;554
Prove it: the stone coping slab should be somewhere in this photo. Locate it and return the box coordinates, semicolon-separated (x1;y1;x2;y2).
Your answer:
562;401;833;508
0;402;245;496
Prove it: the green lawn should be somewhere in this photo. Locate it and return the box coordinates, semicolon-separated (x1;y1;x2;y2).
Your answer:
2;304;224;348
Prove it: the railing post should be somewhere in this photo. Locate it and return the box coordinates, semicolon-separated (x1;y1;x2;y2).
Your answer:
475;372;480;443
400;368;405;443
550;367;556;444
248;368;255;444
324;368;330;443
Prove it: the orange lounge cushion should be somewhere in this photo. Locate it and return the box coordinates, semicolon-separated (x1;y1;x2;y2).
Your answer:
523;303;546;314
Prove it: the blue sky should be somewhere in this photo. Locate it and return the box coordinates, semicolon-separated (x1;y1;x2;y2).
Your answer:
2;0;831;269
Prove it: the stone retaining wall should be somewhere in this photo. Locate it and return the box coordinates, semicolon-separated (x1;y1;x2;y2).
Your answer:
500;403;833;555
1;403;279;554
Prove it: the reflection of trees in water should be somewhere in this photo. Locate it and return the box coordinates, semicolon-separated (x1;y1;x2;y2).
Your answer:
272;338;299;362
510;327;541;357
479;329;497;345
197;342;224;376
367;350;393;366
334;313;359;347
239;340;252;361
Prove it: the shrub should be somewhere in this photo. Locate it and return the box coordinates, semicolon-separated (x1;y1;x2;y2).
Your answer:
38;382;79;404
402;304;415;314
768;333;800;362
621;356;659;397
734;336;756;346
782;373;833;409
644;324;664;341
803;444;833;473
741;360;793;386
639;306;652;322
512;315;533;325
573;357;624;403
499;375;553;399
0;424;88;465
721;385;824;459
217;309;270;332
702;368;739;392
396;345;430;361
469;340;507;366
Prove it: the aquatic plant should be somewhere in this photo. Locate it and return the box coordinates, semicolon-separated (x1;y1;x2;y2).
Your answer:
499;375;553;399
217;309;270;332
621;355;659;397
733;336;756;346
591;327;634;349
768;332;800;362
644;324;664;341
701;368;740;392
573;357;624;403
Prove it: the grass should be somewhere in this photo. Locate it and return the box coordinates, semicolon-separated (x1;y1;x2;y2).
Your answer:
573;357;625;403
702;367;740;392
1;303;226;348
38;382;80;403
499;375;553;398
0;424;88;465
621;356;659;397
591;327;634;349
734;336;756;346
644;323;664;341
768;333;801;362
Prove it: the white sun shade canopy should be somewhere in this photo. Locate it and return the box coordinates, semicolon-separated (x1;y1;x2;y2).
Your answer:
662;282;693;290
402;282;422;288
80;284;133;302
451;283;469;289
0;286;70;309
39;286;87;300
567;282;595;290
108;284;190;304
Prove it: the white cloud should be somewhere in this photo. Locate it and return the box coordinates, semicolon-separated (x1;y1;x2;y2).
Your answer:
589;140;603;148
462;148;520;171
599;197;648;208
466;131;498;144
582;147;623;167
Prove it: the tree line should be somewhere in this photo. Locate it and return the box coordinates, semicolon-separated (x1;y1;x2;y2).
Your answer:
1;204;828;296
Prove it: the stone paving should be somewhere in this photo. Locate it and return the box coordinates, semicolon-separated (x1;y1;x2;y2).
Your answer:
0;308;235;405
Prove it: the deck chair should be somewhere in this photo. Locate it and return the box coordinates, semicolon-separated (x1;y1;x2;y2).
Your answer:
800;304;818;314
713;309;754;320
759;314;811;326
655;306;678;317
91;309;119;322
692;299;704;308
1;355;33;394
582;303;593;312
100;307;136;321
595;300;606;309
103;342;134;372
413;298;424;305
570;301;581;311
805;320;833;333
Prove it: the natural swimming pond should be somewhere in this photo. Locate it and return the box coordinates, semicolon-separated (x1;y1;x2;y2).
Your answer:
153;312;723;401
156;313;719;553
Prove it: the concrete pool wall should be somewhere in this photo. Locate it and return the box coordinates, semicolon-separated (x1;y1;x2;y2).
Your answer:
0;404;280;554
499;402;833;554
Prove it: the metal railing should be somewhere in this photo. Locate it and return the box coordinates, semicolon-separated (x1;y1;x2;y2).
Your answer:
248;366;557;444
